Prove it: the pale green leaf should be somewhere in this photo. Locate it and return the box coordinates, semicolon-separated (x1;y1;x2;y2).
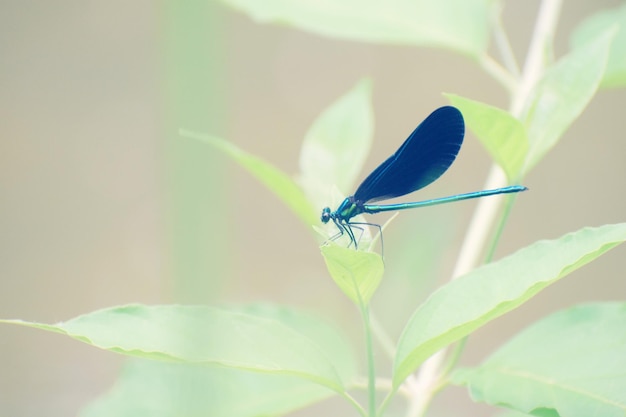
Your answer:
235;303;357;381
453;303;626;417
321;244;384;306
180;130;318;226
571;3;626;88
1;304;357;392
521;28;615;173
393;223;626;386
81;360;335;417
446;94;528;181
298;78;374;210
220;0;492;57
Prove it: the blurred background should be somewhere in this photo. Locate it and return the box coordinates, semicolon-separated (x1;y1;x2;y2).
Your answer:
1;1;625;416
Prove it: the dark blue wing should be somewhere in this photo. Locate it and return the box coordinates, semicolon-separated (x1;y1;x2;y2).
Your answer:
354;106;464;204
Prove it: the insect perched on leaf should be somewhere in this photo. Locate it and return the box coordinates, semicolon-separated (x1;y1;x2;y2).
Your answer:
321;106;527;248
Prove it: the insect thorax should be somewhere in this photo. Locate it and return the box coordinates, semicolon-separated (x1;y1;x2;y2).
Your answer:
335;196;362;222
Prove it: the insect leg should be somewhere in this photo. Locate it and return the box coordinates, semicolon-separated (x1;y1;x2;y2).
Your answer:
347;221;384;255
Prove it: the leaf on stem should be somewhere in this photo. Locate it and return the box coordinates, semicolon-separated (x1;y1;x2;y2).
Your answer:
571;3;626;89
521;27;615;173
452;303;626;417
446;94;528;181
1;304;357;393
321;244;384;307
219;0;493;57
179;130;318;226
393;223;626;387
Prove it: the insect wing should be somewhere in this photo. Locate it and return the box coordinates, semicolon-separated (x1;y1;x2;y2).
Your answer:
353;106;464;204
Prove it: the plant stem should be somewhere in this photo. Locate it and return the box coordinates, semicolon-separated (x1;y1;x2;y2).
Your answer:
511;0;563;116
403;349;445;417
403;1;563;416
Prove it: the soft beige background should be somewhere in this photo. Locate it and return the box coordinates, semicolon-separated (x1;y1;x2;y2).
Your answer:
1;1;625;416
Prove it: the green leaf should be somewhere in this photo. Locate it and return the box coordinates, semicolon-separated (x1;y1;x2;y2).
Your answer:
1;304;357;392
321;245;384;306
446;94;528;181
220;0;493;57
453;303;626;417
235;303;357;381
521;28;615;173
298;78;374;210
393;223;626;387
571;3;626;88
81;360;335;417
180;130;318;226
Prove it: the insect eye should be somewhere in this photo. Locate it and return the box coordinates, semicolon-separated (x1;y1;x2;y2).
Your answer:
320;207;331;223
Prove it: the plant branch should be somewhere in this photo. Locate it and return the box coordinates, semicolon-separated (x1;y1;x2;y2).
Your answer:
403;1;563;416
511;0;563;116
